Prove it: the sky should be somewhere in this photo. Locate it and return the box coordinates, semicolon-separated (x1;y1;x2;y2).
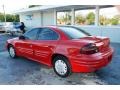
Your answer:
0;0;119;18
0;0;28;13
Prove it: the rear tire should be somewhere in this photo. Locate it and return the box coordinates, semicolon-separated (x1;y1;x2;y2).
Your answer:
53;56;72;77
8;45;17;58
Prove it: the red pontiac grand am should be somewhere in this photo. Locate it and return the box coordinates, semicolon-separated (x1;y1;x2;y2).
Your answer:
6;26;114;77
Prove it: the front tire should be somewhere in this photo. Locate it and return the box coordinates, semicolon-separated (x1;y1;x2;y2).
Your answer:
8;45;17;58
53;56;72;77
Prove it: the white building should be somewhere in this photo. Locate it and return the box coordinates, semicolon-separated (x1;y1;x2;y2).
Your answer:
15;5;120;43
15;5;114;27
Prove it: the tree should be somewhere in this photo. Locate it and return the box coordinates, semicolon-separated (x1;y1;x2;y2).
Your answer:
14;15;20;22
0;13;5;22
59;12;71;25
75;14;85;25
86;12;95;25
110;18;119;25
110;15;120;25
99;15;110;25
0;12;19;22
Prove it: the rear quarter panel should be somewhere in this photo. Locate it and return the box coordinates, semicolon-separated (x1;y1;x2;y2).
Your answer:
55;40;87;57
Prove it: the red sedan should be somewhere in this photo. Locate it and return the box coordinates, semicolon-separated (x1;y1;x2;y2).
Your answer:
6;26;114;77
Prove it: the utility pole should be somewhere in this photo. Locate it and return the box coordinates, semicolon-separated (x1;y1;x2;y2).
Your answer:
2;5;6;25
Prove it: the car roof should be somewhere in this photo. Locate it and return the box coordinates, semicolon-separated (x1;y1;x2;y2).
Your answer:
35;25;75;29
33;25;90;36
46;25;91;36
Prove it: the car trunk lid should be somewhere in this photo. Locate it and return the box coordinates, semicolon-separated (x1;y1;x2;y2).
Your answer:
79;36;110;52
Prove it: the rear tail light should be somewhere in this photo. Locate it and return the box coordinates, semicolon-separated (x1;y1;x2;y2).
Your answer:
80;43;99;55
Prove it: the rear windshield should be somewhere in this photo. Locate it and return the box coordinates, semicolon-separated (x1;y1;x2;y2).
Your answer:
58;26;91;39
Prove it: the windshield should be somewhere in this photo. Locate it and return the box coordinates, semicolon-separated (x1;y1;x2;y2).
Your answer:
58;26;91;39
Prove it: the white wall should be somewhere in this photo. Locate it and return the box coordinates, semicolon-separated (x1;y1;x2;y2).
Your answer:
42;10;56;26
20;10;56;28
19;12;42;29
32;12;42;27
75;25;120;43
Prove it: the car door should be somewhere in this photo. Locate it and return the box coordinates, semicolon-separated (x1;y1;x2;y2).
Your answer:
16;28;39;59
33;28;59;66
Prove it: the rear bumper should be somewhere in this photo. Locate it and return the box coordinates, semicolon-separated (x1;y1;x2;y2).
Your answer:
70;47;114;73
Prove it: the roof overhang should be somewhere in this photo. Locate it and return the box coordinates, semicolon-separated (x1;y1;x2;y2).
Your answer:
14;5;113;14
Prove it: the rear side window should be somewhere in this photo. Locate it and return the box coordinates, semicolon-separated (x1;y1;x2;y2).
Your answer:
58;27;89;39
38;28;59;40
24;28;39;40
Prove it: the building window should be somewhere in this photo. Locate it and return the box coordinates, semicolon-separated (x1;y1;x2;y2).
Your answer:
75;9;95;25
57;11;71;25
99;7;120;26
25;14;33;20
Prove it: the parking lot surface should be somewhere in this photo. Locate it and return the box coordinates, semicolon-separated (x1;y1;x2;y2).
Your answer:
0;34;120;85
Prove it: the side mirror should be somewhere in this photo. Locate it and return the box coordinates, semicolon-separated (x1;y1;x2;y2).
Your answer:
19;35;26;40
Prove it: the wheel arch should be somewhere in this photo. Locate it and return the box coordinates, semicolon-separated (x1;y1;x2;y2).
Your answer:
51;53;70;65
7;43;13;50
